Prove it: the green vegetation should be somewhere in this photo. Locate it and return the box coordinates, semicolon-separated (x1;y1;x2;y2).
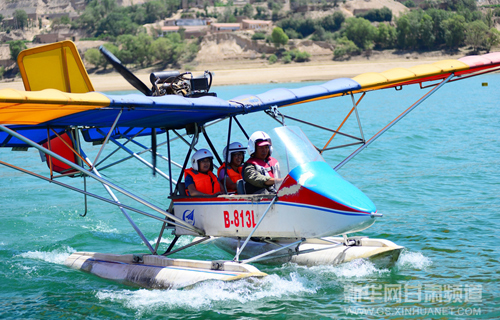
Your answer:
277;12;344;40
13;10;28;30
271;27;289;47
9;40;27;61
72;0;181;39
268;54;278;64
39;0;500;69
252;32;266;40
83;33;199;69
355;7;392;22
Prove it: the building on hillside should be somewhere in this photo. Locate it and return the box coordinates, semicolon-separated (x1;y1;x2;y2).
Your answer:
43;12;80;21
241;19;272;30
0;44;14;68
159;26;209;38
210;23;241;32
34;32;81;44
163;18;210;26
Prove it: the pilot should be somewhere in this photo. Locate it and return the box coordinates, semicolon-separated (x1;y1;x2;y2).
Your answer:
217;142;246;193
243;131;280;194
184;149;223;196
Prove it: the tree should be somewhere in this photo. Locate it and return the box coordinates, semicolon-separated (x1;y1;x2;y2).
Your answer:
343;17;377;50
242;3;254;18
375;22;396;49
254;6;268;20
152;37;175;65
13;10;28;30
333;36;360;60
84;48;103;68
321;12;344;32
271;27;289;47
485;27;500;53
442;14;466;48
426;9;451;46
9;40;27;60
465;20;488;53
396;12;422;49
96;9;138;38
419;14;435;49
84;44;118;69
144;1;163;23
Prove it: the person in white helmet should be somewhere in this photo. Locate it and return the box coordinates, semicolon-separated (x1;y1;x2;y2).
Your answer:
243;131;280;194
184;149;223;196
217;142;246;193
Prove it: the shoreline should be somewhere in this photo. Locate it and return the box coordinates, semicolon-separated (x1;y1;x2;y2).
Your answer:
0;54;465;92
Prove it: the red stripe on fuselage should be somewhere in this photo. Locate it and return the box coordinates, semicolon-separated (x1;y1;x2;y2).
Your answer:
277;175;369;214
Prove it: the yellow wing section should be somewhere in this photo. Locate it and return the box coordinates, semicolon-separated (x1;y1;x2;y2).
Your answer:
0;89;110;125
17;41;95;93
352;59;470;92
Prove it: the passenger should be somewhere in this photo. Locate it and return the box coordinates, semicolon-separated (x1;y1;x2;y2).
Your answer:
243;131;280;194
184;149;222;196
217;142;246;193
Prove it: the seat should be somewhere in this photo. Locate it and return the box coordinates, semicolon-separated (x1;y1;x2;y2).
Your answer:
177;182;187;196
236;179;246;194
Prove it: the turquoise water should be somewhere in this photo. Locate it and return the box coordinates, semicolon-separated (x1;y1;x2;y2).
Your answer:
1;74;499;319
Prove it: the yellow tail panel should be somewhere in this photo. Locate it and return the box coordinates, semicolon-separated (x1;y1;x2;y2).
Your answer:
17;40;94;93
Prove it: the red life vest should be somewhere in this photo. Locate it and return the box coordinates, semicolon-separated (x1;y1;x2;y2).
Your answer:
184;168;221;196
245;157;278;178
217;163;243;192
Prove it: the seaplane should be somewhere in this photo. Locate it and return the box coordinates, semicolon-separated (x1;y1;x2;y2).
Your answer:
0;41;499;289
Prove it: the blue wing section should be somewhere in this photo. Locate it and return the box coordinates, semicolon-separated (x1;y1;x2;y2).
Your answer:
0;78;360;147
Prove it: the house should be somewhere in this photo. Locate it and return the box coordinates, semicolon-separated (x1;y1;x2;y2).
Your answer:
241;19;272;30
210;23;241;32
34;32;81;44
159;26;209;38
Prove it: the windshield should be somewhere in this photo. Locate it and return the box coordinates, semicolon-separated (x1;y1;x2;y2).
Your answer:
269;126;326;178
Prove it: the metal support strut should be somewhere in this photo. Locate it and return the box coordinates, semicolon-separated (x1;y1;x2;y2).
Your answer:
233;196;277;262
335;73;455;170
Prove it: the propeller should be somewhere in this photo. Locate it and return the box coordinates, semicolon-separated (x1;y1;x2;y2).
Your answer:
99;46;153;96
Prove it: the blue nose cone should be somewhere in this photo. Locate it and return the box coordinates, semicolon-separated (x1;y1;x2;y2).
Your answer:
288;161;377;214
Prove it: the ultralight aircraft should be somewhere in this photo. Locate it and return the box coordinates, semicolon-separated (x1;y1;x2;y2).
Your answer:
0;41;499;288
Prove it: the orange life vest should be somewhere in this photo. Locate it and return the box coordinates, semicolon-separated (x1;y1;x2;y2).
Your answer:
184;168;221;196
217;163;243;192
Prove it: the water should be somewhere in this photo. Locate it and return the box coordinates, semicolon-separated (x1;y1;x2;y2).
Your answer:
1;74;499;319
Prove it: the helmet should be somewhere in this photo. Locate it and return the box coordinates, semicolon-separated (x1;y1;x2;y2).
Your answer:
191;148;213;171
247;131;272;156
223;142;246;163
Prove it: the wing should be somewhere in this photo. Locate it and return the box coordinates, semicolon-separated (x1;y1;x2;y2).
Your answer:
1;40;499;148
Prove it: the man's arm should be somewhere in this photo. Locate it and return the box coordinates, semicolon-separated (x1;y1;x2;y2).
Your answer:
243;164;271;188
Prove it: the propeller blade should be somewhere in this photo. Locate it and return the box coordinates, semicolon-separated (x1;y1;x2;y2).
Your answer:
99;46;153;96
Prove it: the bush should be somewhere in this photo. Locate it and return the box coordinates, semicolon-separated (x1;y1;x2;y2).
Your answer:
293;50;310;62
252;32;266;40
356;7;392;22
282;54;292;64
343;17;377;50
268;54;278;64
404;0;416;7
333;36;360;60
284;28;302;39
9;40;27;61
